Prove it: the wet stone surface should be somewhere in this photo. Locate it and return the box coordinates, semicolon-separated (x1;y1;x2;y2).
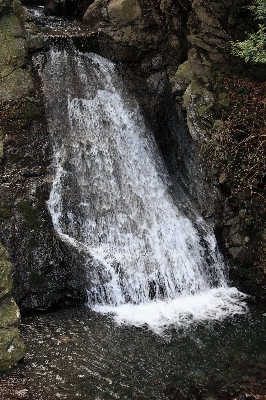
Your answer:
0;304;266;399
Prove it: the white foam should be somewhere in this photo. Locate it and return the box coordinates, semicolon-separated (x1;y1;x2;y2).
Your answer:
92;287;248;334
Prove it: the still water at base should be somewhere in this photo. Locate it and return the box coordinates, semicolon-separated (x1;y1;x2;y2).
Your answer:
1;304;265;399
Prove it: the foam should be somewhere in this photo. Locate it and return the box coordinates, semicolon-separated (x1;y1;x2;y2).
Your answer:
92;287;248;334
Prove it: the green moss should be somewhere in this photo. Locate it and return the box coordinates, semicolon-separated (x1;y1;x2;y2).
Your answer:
0;260;13;299
219;97;231;108
198;103;213;117
0;327;25;372
0;14;24;38
0;32;26;69
174;60;192;83
0;296;20;329
17;201;43;230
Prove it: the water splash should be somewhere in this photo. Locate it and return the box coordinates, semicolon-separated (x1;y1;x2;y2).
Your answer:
40;45;247;333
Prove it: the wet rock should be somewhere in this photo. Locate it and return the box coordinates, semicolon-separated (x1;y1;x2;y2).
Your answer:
0;242;25;371
0;69;34;102
0;0;87;312
83;0;108;30
107;0;142;27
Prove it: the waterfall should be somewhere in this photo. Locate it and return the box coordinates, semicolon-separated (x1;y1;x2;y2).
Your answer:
40;45;247;333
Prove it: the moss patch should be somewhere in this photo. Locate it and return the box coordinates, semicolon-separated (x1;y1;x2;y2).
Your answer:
0;260;13;299
0;327;25;372
0;13;24;38
0;33;26;70
0;296;20;329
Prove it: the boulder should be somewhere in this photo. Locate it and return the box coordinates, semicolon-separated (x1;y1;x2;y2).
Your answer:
0;243;25;371
107;0;142;28
83;0;108;30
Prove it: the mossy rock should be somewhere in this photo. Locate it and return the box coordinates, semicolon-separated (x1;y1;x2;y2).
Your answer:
0;296;20;329
0;33;27;70
0;327;25;372
0;242;9;261
0;13;24;38
0;260;13;300
0;243;25;371
0;69;34;103
175;60;193;83
0;242;13;300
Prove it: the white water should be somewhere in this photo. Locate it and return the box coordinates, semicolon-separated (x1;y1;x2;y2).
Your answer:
41;46;247;333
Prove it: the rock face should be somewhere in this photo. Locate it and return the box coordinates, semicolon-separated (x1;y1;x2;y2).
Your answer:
0;0;88;312
0;242;25;371
172;0;266;294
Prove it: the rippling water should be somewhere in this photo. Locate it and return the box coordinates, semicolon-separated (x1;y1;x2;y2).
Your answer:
0;305;266;399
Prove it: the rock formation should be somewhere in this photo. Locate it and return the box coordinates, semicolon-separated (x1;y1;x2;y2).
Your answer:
0;0;87;314
0;241;25;371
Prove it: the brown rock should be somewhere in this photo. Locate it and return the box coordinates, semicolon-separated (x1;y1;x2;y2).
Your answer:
107;0;142;28
83;0;108;29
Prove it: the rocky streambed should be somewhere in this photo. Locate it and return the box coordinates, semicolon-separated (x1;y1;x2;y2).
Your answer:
0;304;266;400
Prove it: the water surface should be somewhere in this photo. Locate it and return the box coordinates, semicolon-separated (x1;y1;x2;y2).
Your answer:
1;304;265;399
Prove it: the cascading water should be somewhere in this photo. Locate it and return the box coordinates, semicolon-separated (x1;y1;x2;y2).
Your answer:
40;45;247;333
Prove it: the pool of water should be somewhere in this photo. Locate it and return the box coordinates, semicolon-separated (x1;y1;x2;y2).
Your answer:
1;302;266;399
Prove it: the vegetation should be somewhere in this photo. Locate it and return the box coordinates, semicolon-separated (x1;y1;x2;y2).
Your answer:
231;0;266;63
213;75;266;201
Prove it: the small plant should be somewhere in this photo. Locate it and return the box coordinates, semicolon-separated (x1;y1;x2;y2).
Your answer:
231;0;266;64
